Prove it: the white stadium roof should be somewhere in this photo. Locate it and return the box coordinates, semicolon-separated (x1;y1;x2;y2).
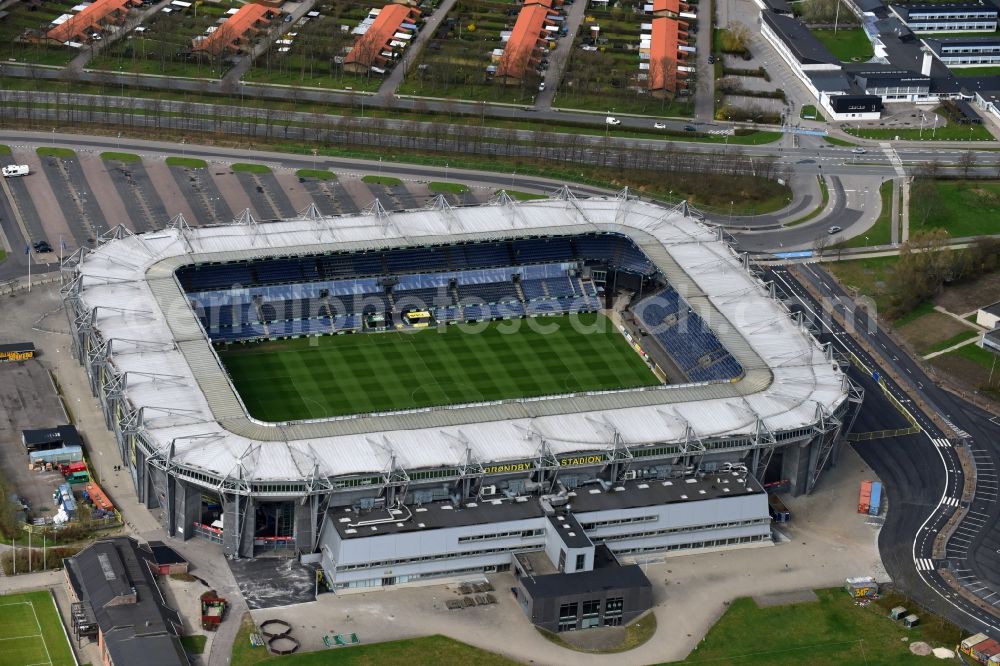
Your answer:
70;196;849;483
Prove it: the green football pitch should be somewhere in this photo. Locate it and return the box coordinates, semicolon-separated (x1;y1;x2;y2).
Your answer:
219;313;660;421
0;591;76;666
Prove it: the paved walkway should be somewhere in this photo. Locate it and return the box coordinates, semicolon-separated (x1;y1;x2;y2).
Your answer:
693;0;714;121
374;0;458;103
537;0;589;109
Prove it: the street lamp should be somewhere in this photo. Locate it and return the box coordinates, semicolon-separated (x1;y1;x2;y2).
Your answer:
864;235;870;247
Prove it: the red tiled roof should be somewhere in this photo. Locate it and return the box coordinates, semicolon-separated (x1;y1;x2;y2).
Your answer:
193;3;274;54
499;0;553;79
649;17;681;91
46;0;137;43
345;3;418;67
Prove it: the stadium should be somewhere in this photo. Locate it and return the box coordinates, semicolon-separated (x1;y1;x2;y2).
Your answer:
62;190;861;612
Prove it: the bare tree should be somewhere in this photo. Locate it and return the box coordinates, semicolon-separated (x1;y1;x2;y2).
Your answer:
959;150;976;179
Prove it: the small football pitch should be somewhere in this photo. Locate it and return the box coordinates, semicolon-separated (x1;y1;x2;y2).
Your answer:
0;591;75;666
219;313;660;421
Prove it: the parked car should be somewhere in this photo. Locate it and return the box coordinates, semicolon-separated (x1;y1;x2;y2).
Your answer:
538;81;545;91
707;55;715;64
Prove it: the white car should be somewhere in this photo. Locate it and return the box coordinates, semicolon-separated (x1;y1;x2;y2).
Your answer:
852;147;867;154
827;225;842;234
654;122;666;129
605;116;621;125
538;82;545;91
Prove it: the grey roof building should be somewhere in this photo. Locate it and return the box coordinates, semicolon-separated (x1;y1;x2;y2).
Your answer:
761;11;841;65
64;537;186;666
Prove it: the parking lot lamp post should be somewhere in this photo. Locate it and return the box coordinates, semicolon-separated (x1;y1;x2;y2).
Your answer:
865;235;870;247
481;100;486;125
445;162;449;182
728;200;734;226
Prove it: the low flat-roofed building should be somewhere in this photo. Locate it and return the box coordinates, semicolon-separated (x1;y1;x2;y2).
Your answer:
318;471;772;590
513;544;652;631
22;424;82;452
890;2;998;32
926;35;1000;66
64;537;186;666
977;301;1000;329
821;93;885;120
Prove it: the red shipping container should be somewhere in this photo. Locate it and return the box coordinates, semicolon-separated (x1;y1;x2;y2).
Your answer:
858;480;872;514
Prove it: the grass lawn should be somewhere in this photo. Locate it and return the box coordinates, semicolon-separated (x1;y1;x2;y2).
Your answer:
845;123;994;141
362;175;403;186
826;256;899;314
219;313;659;420
296;169;336;180
231;163;272;174
800;104;825;121
0;250;6;264
36;147;75;159
921;329;979;355
910;179;1000;237
812;28;874;62
166;157;208;169
232;614;515;666
180;634;208;654
954;65;1000;77
0;591;76;666
428;181;469;194
835;180;894;248
540;613;656;653
0;145;10;155
100;151;141;163
502;190;547;201
824;136;855;147
678;588;960;665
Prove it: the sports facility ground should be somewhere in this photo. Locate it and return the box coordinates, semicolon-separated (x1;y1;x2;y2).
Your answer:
0;591;75;666
219;313;661;421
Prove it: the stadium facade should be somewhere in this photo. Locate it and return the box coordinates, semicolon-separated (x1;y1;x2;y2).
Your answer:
62;192;862;597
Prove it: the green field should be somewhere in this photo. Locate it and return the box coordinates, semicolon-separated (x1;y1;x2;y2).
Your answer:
911;179;1000;237
812;28;874;62
679;588;960;665
0;591;76;666
219;313;659;420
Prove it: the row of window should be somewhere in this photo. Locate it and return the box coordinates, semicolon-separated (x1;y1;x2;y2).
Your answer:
332;563;512;589
597;518;771;542
558;597;625;631
458;528;544;543
334;543;543;571
615;533;769;555
580;514;658;530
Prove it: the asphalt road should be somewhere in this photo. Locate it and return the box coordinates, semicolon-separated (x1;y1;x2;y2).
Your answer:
772;263;1000;636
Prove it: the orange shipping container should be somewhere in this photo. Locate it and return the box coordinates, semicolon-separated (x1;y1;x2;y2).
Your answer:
84;482;114;512
858;480;872;514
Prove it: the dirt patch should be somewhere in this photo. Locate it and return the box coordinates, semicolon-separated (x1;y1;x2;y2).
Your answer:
553;625;626;651
935;272;1000;316
929;354;991;388
909;641;932;656
897;312;968;353
753;589;819;608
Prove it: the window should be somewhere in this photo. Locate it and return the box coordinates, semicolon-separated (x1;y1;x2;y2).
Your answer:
604;596;624;625
558;602;578;631
581;599;601;628
558;549;566;573
575;554;586;572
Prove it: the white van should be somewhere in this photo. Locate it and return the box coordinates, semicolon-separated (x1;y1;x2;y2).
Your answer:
605;116;621;125
1;164;29;177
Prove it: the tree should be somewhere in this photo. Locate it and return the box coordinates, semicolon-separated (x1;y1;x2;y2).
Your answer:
959;150;976;179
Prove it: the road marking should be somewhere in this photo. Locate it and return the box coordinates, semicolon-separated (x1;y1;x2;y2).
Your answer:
933;438;952;449
917;558;935;571
941;496;961;507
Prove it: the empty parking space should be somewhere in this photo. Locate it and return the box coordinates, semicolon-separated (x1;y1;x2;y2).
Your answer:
209;168;258;221
298;177;358;215
273;171;319;214
170;165;235;225
78;153;135;233
15;149;87;250
98;157;171;233
339;179;378;211
144;159;200;224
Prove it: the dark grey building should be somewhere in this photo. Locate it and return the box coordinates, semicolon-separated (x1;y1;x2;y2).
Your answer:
829;94;885;114
890;3;998;32
513;544;653;632
21;424;82;452
63;537;186;666
925;35;1000;65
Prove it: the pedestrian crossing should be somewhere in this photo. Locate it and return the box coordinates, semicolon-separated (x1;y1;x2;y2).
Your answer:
916;558;935;572
933;438;952;449
941;496;960;507
941;418;971;439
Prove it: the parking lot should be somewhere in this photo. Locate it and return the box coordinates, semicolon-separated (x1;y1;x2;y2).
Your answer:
0;359;73;516
0;145;499;261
